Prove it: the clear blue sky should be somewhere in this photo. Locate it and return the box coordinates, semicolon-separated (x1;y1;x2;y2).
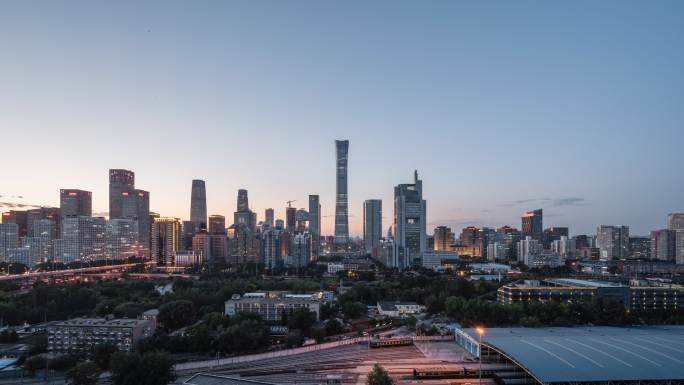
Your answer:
1;1;682;236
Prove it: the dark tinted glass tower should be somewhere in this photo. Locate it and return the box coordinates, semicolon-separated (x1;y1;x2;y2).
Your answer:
60;189;92;218
109;169;135;219
190;179;207;230
334;140;349;246
521;209;543;241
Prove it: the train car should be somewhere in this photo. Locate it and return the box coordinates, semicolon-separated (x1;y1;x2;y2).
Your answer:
413;367;497;379
369;337;413;348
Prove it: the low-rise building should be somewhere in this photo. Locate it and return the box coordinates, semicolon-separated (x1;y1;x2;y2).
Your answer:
376;301;425;317
225;294;321;322
47;318;155;354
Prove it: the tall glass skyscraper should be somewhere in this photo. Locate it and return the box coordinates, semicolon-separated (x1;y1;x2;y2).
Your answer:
109;169;135;219
308;195;321;259
190;179;207;230
334;140;349;246
393;171;426;268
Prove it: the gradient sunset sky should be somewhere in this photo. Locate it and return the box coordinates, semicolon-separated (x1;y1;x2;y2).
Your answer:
1;1;683;236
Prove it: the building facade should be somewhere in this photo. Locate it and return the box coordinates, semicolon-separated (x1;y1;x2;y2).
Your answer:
393;171;426;268
363;199;382;257
334;139;349;246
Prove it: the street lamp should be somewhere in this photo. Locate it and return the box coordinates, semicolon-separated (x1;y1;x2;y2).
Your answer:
475;327;486;385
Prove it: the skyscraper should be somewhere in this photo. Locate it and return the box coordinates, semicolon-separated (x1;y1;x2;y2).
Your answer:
208;215;226;235
334;140;349;246
363;199;382;256
308;195;321;259
265;208;275;228
234;189;256;232
596;225;629;260
190;179;208;230
433;226;453;252
285;206;296;234
60;189;92;218
667;213;684;265
152;217;181;266
667;213;684;231
59;216;106;262
109;169;135;219
521;209;543;241
393;171;426;268
651;229;675;261
121;189;150;256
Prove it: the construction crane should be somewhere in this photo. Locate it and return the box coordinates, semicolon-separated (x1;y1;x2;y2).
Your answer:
286;200;297;208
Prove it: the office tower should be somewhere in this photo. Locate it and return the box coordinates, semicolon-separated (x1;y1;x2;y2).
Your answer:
551;236;570;258
151;217;181;266
192;231;210;261
521;209;543;241
292;233;312;268
479;227;497;259
334;139;349;246
209;215;226;235
393;170;427;268
22;218;55;265
109;169;135;219
60;189;92;218
667;213;684;231
265;208;275;228
433;226;453;252
285;206;296;233
308;195;321;259
543;227;569;249
105;219;139;260
58;216;106;262
1;210;28;238
460;226;480;247
190;179;208;230
518;236;542;265
181;221;197;250
628;236;651;259
363;199;382;256
596;225;629;260
295;209;309;233
261;228;282;269
234;190;257;233
651;229;675;261
121;189;150;256
27;207;61;239
275;219;284;230
209;233;228;261
676;230;684;265
497;226;521;260
228;224;259;265
279;231;291;257
0;223;19;260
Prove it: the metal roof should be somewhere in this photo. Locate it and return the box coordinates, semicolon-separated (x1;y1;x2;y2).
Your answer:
465;326;684;383
184;373;277;385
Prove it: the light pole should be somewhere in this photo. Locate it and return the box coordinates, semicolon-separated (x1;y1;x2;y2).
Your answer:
476;327;485;385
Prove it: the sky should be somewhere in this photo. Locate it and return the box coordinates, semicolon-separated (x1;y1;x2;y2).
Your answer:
1;1;683;237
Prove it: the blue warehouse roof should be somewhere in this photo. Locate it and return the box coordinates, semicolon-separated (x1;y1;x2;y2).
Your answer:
462;326;684;383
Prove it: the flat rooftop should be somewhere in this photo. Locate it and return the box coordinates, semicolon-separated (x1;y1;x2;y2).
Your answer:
462;326;684;383
52;318;151;328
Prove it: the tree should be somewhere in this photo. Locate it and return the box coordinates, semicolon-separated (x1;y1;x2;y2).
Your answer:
23;355;47;375
342;301;367;320
66;361;101;385
367;364;394;385
288;308;316;336
110;351;175;385
325;318;343;335
157;300;196;332
91;343;118;370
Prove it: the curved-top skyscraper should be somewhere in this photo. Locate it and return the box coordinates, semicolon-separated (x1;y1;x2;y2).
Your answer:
334;140;349;246
190;179;207;230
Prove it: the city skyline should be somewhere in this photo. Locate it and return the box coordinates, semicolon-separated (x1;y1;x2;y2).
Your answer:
2;1;684;236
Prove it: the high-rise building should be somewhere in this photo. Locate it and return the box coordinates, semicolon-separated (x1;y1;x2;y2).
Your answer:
1;210;28;238
651;229;675;262
27;207;61;239
261;228;282;269
363;199;382;256
190;180;208;230
234;190;256;233
393;171;426;268
0;223;19;260
292;232;312;268
109;169;135;219
208;215;226;235
521;209;543;241
285;206;296;234
433;226;454;252
275;219;284;230
628;236;651;259
151;217;181;266
181;221;197;250
543;227;569;249
518;236;542;266
121;189;150;256
308;196;321;259
596;225;629;260
58;216;106;262
105;219;139;260
265;208;275;229
60;189;92;218
667;213;684;231
334;140;349;246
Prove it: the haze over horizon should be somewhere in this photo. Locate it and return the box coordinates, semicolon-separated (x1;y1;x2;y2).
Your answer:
2;1;683;236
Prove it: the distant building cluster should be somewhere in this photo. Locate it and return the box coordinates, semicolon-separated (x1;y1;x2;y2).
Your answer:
2;140;683;271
